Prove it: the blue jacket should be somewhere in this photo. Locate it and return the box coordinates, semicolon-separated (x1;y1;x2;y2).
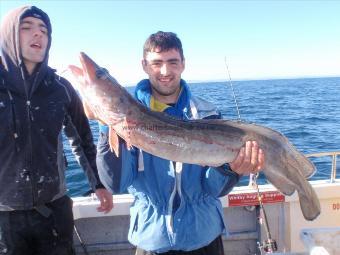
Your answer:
97;79;240;252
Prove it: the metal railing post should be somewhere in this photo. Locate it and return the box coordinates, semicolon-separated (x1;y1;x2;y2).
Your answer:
331;154;337;183
306;151;339;182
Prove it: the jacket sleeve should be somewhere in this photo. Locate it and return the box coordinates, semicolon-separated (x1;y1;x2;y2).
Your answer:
202;164;241;197
60;77;104;191
96;127;138;194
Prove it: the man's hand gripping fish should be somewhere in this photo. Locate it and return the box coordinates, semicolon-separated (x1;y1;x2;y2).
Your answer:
68;52;320;221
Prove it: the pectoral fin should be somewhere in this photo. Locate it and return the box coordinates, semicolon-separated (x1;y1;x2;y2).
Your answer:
109;126;120;157
121;118;133;151
108;118;134;157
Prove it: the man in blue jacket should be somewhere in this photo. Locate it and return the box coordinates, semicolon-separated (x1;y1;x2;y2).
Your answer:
0;5;113;255
97;31;264;255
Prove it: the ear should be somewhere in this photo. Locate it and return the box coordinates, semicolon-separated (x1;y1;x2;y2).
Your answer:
141;59;148;72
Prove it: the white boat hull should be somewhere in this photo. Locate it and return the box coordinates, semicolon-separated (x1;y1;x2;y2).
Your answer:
71;180;340;255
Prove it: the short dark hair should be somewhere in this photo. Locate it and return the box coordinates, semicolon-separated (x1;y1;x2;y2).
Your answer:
143;31;184;61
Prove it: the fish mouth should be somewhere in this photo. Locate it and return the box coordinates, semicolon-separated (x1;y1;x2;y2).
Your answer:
79;52;100;82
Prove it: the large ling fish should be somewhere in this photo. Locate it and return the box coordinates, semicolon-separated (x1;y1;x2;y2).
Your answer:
68;52;320;221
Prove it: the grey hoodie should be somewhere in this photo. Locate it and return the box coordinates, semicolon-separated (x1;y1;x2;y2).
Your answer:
0;5;103;210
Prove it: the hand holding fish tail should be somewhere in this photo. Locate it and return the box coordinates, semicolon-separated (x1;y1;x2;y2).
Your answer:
229;141;265;175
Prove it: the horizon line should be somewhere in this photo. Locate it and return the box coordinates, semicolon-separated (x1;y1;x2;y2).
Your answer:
121;75;340;87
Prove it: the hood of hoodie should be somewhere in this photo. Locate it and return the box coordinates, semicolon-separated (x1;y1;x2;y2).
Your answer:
0;5;52;96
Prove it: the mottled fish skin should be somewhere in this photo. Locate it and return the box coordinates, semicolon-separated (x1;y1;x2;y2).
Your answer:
68;52;320;221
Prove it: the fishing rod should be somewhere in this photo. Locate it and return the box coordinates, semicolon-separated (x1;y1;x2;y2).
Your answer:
224;57;241;121
253;174;278;254
74;223;89;255
224;58;277;254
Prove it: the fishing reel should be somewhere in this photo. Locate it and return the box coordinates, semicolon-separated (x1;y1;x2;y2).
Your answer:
257;239;278;254
252;173;278;254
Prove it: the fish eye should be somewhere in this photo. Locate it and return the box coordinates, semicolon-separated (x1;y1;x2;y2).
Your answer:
96;68;109;80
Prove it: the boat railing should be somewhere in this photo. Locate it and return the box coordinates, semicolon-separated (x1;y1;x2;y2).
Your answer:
305;151;340;183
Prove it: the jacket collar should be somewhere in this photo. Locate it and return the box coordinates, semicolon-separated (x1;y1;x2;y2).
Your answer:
135;79;193;119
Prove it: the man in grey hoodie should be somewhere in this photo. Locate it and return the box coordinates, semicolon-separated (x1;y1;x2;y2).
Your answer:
0;5;113;255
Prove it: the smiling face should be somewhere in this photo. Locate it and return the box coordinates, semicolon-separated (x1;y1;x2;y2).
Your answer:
142;48;185;104
19;16;48;74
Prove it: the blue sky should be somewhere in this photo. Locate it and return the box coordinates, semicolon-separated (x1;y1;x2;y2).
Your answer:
1;0;339;85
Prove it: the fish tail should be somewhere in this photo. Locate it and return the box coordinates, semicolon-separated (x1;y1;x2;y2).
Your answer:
296;179;321;221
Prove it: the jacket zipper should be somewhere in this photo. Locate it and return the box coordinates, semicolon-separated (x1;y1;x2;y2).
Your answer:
26;100;36;206
166;162;183;242
167;163;176;237
24;71;39;207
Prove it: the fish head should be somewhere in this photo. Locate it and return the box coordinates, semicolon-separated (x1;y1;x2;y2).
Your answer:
68;52;126;125
78;52;118;86
79;51;100;81
68;52;114;97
